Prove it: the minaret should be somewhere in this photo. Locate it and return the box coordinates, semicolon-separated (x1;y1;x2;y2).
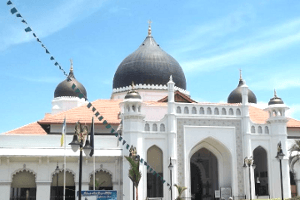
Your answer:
264;90;291;198
120;83;146;199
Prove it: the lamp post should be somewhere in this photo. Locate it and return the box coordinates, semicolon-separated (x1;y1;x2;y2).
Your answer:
276;141;285;200
168;157;173;200
69;122;93;200
243;156;255;200
55;164;60;200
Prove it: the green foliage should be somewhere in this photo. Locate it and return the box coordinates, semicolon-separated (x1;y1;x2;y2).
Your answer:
124;156;142;187
174;184;187;200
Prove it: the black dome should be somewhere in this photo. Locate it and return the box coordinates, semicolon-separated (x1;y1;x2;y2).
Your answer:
227;79;257;104
54;67;87;98
113;35;186;90
268;90;284;105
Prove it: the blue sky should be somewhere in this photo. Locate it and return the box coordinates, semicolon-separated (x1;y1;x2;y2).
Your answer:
1;0;300;133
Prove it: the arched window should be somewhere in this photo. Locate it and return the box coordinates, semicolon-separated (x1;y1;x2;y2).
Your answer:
138;106;141;112
222;108;226;115
258;126;262;134
265;126;269;134
11;170;36;200
145;123;150;131
176;106;181;114
200;107;205;114
184;107;189;114
147;146;163;198
153;124;158;131
214;108;219;115
132;105;136;112
160;124;165;132
236;108;241;116
251;126;256;133
207;107;212;115
229;108;234;115
192;107;197;114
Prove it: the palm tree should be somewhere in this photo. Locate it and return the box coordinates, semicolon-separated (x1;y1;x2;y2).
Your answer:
289;140;300;171
125;156;141;200
174;184;187;200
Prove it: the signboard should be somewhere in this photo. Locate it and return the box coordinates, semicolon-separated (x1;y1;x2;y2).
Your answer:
220;187;231;200
80;190;117;200
215;190;220;198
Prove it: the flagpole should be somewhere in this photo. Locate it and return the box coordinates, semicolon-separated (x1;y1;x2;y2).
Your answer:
92;117;95;191
63;117;67;200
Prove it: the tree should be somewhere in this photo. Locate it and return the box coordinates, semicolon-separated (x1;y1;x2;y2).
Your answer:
174;184;187;200
125;156;141;200
289;140;300;171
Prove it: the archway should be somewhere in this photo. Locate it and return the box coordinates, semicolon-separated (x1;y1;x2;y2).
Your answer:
147;145;163;198
10;170;36;199
253;146;269;196
51;171;75;200
190;148;218;200
89;170;113;190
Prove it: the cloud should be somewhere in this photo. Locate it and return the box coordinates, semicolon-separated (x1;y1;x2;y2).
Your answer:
0;0;107;51
286;104;300;118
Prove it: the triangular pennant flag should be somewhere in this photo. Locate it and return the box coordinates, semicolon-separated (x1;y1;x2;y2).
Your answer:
24;27;32;32
16;13;22;18
45;49;50;54
10;7;17;14
54;62;59;66
41;44;45;48
37;38;41;42
50;56;54;60
33;33;36;37
167;183;170;187
89;117;94;157
21;19;27;24
78;93;84;99
7;1;12;5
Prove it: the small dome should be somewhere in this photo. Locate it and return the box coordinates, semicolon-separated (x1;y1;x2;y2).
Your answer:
125;89;141;99
227;79;257;104
54;66;87;98
113;27;186;91
268;90;284;105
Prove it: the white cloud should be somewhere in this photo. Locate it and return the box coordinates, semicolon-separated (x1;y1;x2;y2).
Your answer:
0;0;107;51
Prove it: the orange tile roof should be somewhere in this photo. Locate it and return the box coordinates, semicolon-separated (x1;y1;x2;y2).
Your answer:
4;122;47;135
287;118;300;128
39;99;122;125
249;106;269;124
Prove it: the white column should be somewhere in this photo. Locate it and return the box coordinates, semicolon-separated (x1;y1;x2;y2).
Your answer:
0;182;11;200
36;181;51;200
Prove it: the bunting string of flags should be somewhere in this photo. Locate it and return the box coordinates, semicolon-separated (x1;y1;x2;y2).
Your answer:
7;0;171;189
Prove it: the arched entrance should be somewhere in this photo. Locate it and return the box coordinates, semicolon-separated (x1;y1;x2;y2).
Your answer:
253;146;269;196
10;170;36;199
89;170;113;190
51;171;75;200
190;148;218;200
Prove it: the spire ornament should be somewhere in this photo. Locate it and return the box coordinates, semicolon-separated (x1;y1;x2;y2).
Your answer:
148;20;152;36
70;59;73;71
239;69;242;81
274;89;277;98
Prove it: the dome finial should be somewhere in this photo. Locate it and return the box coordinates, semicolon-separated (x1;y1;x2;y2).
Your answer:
148;20;152;36
132;81;135;90
274;89;278;98
70;59;73;72
239;69;242;81
170;75;173;82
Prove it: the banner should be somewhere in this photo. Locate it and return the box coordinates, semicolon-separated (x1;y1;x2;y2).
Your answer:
80;190;117;200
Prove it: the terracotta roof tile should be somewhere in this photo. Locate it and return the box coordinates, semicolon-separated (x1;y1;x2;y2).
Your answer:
4;122;47;135
249;106;269;124
287;118;300;128
38;99;122;125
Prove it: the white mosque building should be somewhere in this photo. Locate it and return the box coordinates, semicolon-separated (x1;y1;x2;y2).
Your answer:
1;26;300;200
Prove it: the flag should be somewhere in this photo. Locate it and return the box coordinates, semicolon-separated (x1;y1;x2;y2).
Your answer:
60;117;66;147
10;7;17;14
7;1;12;5
25;27;32;32
89;117;94;157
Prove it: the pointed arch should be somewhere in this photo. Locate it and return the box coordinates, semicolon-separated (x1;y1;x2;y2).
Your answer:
253;146;269;196
11;168;37;199
89;168;113;190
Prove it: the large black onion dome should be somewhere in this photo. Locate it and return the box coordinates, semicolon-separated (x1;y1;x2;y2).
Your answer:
227;78;257;104
268;90;284;105
125;89;141;99
54;66;87;98
113;34;186;90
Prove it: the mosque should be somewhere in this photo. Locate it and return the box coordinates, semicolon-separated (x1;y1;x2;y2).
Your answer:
1;24;300;200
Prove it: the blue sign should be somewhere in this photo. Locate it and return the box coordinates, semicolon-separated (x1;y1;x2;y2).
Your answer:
81;190;117;200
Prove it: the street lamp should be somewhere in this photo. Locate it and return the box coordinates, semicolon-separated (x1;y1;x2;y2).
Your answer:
69;122;93;200
55;164;60;200
243;156;255;200
168;157;173;200
276;141;285;200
